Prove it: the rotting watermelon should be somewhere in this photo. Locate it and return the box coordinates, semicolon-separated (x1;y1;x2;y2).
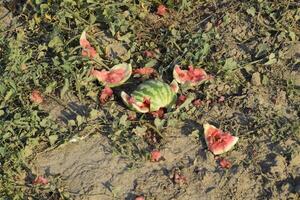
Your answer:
90;63;132;88
80;31;97;59
173;65;209;86
203;123;239;155
121;80;178;113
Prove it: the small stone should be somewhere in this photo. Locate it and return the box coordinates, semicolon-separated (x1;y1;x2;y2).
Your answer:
251;72;261;86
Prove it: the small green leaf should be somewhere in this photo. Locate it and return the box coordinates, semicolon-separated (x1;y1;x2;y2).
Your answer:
68;120;76;127
89;109;100;120
154;118;165;131
246;7;256;17
45;81;57;94
4;89;14;102
145;59;157;67
262;75;269;85
49;135;58;146
21;146;33;158
167;118;179;127
89;14;97;24
40;118;48;127
265;53;277;65
255;43;269;58
289;31;296;42
190;130;200;139
0;147;5;157
60;78;69;98
132;126;147;137
48;36;63;48
119;114;129;127
76;115;84;126
3;132;12;140
223;58;238;72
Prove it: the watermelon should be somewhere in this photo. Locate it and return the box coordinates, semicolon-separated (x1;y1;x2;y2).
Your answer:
173;65;208;86
121;80;178;113
80;31;97;59
90;63;132;87
203;123;239;155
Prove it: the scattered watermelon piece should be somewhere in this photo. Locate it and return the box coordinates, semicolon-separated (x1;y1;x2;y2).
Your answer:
173;65;209;86
30;90;43;104
133;67;156;76
150;108;164;119
90;63;132;87
173;170;187;185
80;31;97;59
218;157;232;169
176;95;187;106
192;99;202;107
135;196;145;200
170;80;179;93
143;50;155;58
121;80;177;113
127;112;137;121
150;149;161;162
156;5;167;16
33;176;49;185
99;86;113;104
121;91;149;113
218;96;225;103
203;123;239;155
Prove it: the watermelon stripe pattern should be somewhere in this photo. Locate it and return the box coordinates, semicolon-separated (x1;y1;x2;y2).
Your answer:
121;80;177;113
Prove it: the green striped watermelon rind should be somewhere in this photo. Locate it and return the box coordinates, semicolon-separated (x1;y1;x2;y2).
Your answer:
121;91;149;113
121;80;178;113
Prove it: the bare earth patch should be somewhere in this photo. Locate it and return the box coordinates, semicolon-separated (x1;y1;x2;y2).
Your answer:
31;121;300;199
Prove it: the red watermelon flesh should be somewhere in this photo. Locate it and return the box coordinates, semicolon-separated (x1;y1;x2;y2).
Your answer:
91;68;126;85
203;123;239;155
106;68;126;84
174;65;208;86
80;31;97;59
90;69;109;82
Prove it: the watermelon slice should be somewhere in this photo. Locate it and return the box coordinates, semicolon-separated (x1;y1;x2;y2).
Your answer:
80;31;97;59
203;123;239;155
121;80;177;113
170;80;179;93
121;91;150;113
173;65;208;86
90;63;132;87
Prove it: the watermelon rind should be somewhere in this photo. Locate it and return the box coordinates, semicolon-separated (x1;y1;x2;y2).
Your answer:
173;65;186;84
203;123;239;155
120;91;149;113
121;80;177;113
106;63;132;87
173;65;208;86
170;79;179;93
80;31;87;44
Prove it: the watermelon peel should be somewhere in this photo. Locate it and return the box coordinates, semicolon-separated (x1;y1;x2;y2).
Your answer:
121;80;178;113
79;31;98;59
121;91;150;113
173;65;209;86
203;123;239;155
90;63;132;88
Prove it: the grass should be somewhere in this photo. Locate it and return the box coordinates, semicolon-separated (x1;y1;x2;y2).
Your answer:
0;0;299;199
